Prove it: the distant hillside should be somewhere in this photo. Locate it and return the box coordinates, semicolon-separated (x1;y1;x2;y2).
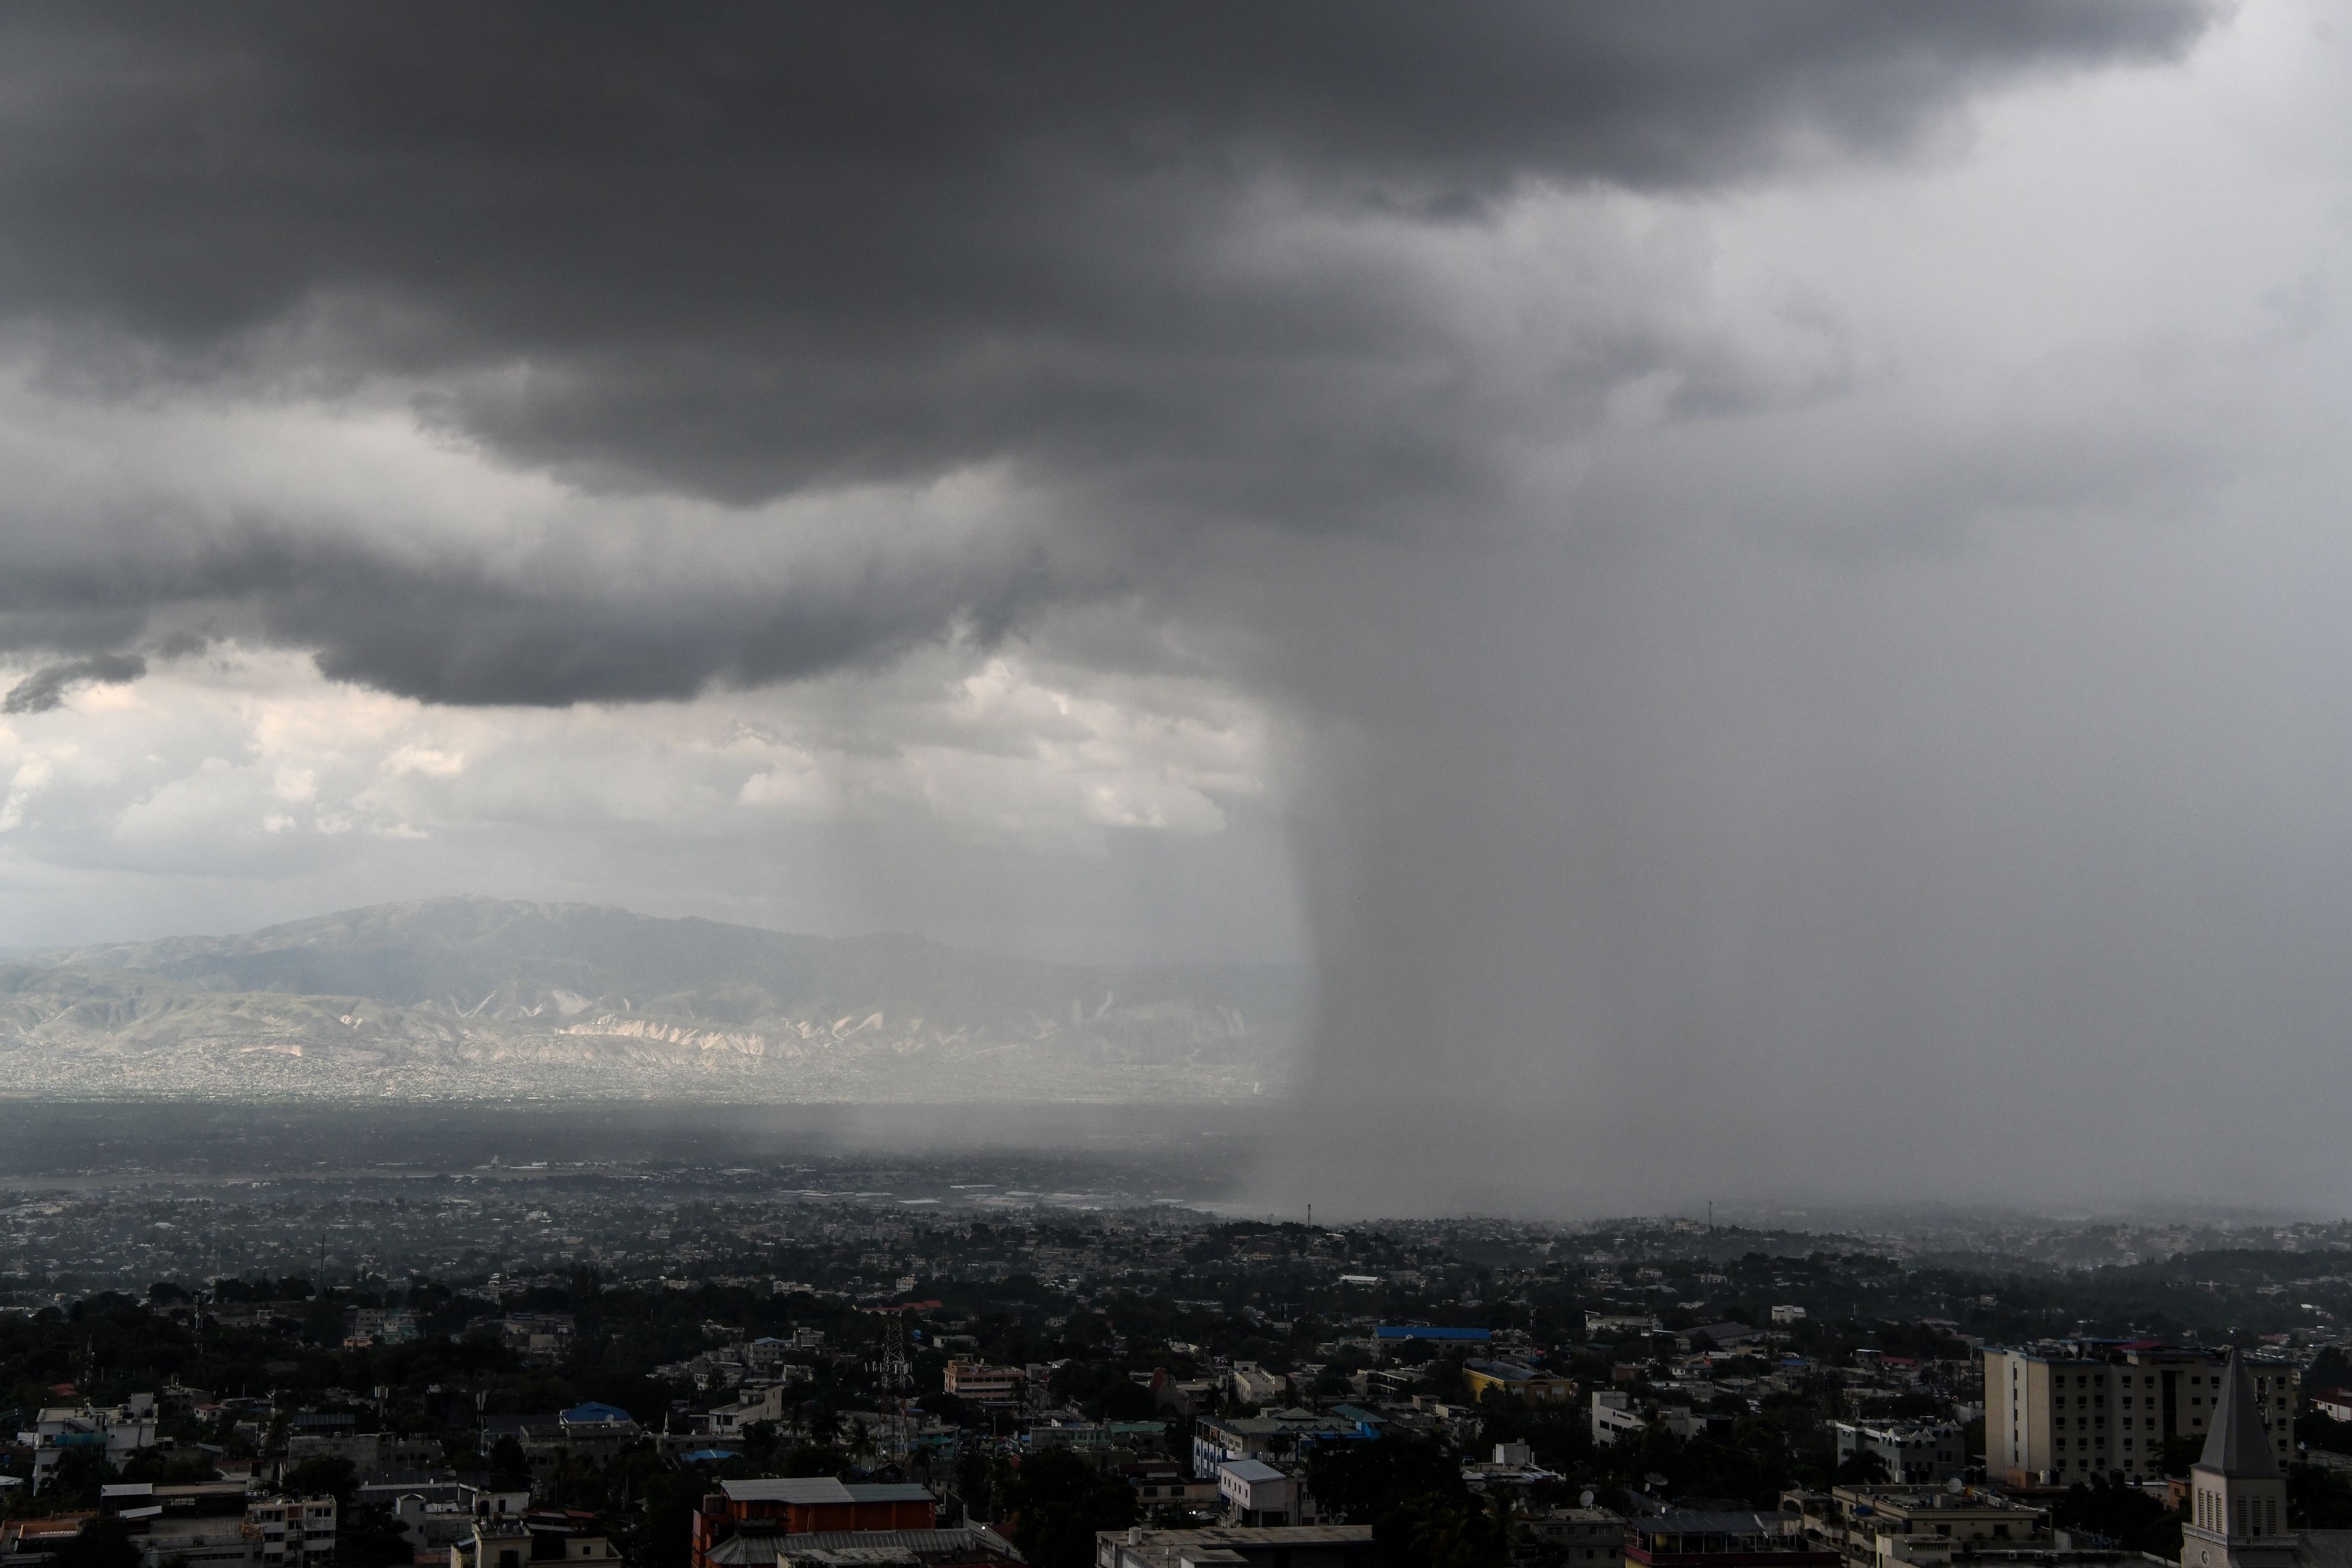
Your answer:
2;897;1309;1102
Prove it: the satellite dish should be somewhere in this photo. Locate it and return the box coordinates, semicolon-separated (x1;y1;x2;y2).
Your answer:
1947;1479;1964;1495
1581;1490;1597;1509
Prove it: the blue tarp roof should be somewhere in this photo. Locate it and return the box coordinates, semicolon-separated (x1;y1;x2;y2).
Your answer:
561;1401;632;1424
1374;1325;1491;1341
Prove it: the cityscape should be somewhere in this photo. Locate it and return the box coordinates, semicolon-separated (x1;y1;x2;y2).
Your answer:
5;7;2351;1568
11;1131;2352;1568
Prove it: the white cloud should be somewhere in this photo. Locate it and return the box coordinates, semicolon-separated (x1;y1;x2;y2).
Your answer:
0;636;1277;906
384;745;465;779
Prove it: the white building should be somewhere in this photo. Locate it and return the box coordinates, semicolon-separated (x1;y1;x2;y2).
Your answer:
1228;1364;1286;1408
1833;1421;1965;1484
1591;1390;1710;1446
245;1495;337;1567
27;1397;159;1487
101;1480;258;1568
1217;1462;1297;1528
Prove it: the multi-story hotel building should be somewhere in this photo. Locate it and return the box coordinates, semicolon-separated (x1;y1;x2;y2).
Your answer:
1983;1343;2297;1485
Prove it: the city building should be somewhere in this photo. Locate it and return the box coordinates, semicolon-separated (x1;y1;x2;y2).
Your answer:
100;1481;259;1568
1984;1344;2298;1485
1023;1420;1168;1457
944;1360;1026;1405
28;1397;159;1487
1592;1390;1716;1446
1217;1461;1296;1527
1373;1326;1492;1358
1681;1324;1762;1352
2314;1391;2352;1424
1228;1364;1286;1407
1831;1422;1966;1485
2;1516;96;1567
1628;1513;1841;1568
712;1528;1021;1568
244;1496;337;1567
1463;1359;1572;1405
449;1519;532;1568
1788;1485;2047;1568
691;1479;938;1568
1526;1507;1626;1567
1191;1409;1361;1476
1095;1525;1376;1568
1125;1467;1219;1513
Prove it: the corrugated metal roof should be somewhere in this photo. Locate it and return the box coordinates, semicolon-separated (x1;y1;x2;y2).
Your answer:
721;1480;856;1505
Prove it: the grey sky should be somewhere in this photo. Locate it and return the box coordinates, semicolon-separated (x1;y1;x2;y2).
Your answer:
4;2;2348;1212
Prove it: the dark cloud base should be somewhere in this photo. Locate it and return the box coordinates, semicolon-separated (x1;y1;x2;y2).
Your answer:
0;2;2207;703
1;653;145;715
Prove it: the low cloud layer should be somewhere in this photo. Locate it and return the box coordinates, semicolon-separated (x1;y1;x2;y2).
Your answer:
2;653;145;715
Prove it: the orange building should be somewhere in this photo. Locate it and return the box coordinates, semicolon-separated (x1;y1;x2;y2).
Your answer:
691;1480;936;1568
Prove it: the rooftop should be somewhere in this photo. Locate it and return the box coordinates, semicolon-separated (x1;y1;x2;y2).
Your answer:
1100;1525;1374;1568
718;1480;936;1507
707;1526;1019;1567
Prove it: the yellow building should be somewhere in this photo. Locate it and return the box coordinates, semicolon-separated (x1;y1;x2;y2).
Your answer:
1464;1358;1573;1404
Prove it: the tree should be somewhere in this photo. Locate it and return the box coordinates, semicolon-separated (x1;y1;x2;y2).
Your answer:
43;1448;121;1509
1832;1449;1891;1486
955;1446;995;1519
621;1470;706;1568
1305;1435;1465;1528
285;1455;358;1508
783;1444;850;1478
2289;1465;2352;1531
1376;1492;1508;1568
2054;1476;2181;1557
55;1516;140;1568
337;1502;420;1568
994;1450;1137;1568
2161;1435;2205;1478
490;1435;531;1489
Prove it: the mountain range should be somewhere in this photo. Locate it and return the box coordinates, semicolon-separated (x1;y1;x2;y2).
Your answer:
0;898;1309;1102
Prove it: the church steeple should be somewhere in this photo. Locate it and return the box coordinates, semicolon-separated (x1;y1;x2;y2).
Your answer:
2182;1353;2294;1568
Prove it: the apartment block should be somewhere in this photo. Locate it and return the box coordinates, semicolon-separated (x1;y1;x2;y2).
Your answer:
1982;1344;2297;1485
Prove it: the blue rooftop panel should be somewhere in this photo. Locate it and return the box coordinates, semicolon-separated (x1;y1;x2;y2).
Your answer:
561;1401;633;1424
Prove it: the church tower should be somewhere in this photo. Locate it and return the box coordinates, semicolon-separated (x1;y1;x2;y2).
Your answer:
2182;1353;2295;1568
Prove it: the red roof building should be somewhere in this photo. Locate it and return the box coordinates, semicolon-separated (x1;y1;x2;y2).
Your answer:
690;1480;938;1568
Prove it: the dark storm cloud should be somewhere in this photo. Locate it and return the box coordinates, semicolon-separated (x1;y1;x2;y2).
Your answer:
0;2;2208;702
2;653;145;715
